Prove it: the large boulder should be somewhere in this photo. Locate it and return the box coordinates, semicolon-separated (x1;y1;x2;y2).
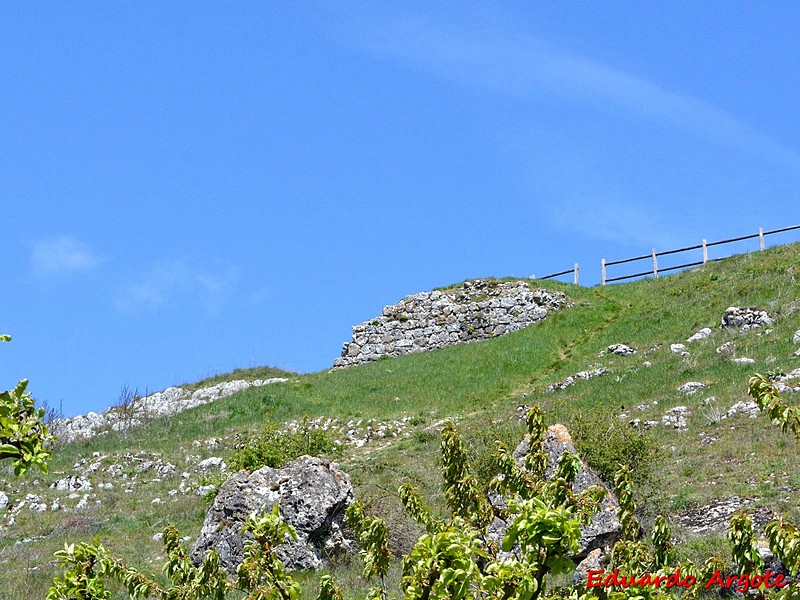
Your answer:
488;425;621;559
190;456;355;573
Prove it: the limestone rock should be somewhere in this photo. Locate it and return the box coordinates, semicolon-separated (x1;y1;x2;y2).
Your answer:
546;367;608;392
574;548;605;584
51;476;92;492
687;327;712;342
607;343;636;356
678;381;705;394
190;456;354;574
721;307;773;331
732;357;756;365
662;406;690;430
197;457;227;471
716;341;736;355
489;425;621;559
726;401;759;419
793;330;800;345
0;491;8;511
51;378;288;443
670;343;687;353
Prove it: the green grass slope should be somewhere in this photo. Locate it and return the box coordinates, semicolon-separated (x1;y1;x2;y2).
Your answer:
2;243;800;598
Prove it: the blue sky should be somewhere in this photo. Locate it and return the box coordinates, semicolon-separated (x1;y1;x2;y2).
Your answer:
2;2;799;417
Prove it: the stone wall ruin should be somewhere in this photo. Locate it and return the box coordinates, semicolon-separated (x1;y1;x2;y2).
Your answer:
333;279;569;368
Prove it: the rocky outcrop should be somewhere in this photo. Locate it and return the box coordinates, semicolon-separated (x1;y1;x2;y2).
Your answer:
546;367;608;392
333;279;569;368
190;456;354;574
607;343;636;356
51;378;288;443
488;424;621;560
687;327;713;342
721;307;773;330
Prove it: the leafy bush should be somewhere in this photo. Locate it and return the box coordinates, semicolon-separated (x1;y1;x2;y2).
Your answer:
1;334;52;476
229;418;341;472
462;418;525;492
570;412;661;487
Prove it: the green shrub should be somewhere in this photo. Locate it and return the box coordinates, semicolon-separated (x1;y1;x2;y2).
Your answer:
229;418;341;472
569;412;661;487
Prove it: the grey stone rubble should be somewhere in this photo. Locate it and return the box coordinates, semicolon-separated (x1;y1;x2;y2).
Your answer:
51;378;288;443
662;406;690;430
0;492;7;511
677;497;772;535
678;381;705;394
670;343;687;354
607;343;636;356
333;279;569;368
794;330;800;345
487;424;621;560
191;456;354;573
50;476;92;492
716;341;736;355
721;306;773;330
281;415;413;449
546;367;608;392
687;327;713;342
775;368;800;394
726;401;760;419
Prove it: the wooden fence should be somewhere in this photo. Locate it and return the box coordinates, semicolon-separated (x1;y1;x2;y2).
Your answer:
534;224;800;286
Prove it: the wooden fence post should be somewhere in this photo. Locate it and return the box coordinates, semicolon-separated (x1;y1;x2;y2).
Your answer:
573;263;579;286
601;259;606;285
702;239;708;264
759;227;765;251
652;249;659;278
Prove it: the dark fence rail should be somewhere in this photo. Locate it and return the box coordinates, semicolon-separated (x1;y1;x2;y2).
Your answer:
530;225;800;287
537;263;580;285
601;225;800;285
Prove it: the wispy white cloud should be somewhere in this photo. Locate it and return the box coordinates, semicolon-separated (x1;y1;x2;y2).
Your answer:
31;236;102;276
116;260;238;313
347;14;800;166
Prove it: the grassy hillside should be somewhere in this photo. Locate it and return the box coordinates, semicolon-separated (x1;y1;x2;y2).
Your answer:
2;243;800;598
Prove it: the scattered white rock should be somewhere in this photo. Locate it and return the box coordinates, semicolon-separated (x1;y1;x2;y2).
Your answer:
152;498;162;504
51;476;92;492
0;491;8;511
726;401;760;419
670;343;687;353
793;330;800;345
197;457;227;471
662;406;690;430
716;342;736;355
678;382;705;394
687;328;713;342
51;378;289;443
607;343;636;356
643;361;652;367
152;532;164;542
546;367;608;392
732;357;756;365
196;485;217;497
